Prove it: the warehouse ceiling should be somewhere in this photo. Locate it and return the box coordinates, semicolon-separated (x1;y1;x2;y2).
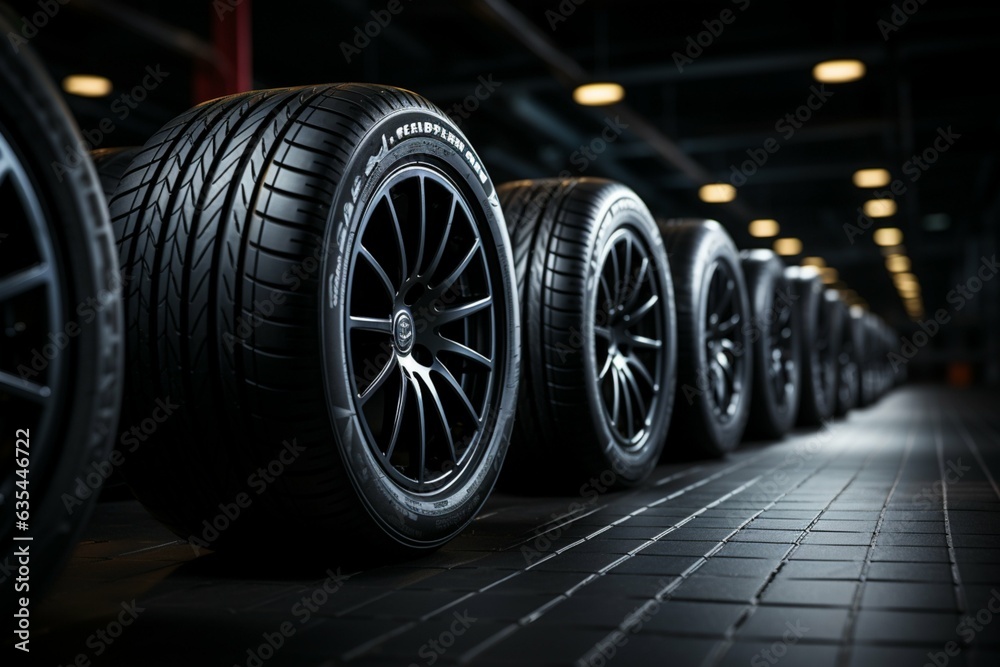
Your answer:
11;0;1000;336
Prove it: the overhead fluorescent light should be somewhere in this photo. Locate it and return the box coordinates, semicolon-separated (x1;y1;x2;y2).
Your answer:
698;183;736;203
62;74;113;97
813;59;866;83
748;219;779;237
573;82;625;106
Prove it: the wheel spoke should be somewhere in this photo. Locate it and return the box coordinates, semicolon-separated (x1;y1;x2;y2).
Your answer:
715;312;740;335
0;263;52;302
0;370;50;403
625;331;661;350
412;377;427;485
421;372;458;464
358;353;398;404
358;245;396;298
434;335;492;369
385;372;408;461
622;235;633;297
383;192;408;282
622;256;649;311
594;325;612;341
609;243;622;308
609;363;621;426
423;192;457;280
617;366;635;437
433;237;481;297
620;362;647;428
625;354;655;388
431;359;480;424
348;315;392;334
435;295;492;327
599;353;613;380
629;294;659;323
413;175;427;281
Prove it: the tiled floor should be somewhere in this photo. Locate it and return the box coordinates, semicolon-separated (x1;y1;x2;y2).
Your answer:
32;387;1000;666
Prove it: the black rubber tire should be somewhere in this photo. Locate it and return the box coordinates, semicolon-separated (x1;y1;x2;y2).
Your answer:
787;268;841;426
91;148;141;204
857;312;878;408
107;84;519;556
740;250;800;440
660;219;752;458
0;14;123;602
498;178;677;488
833;298;862;416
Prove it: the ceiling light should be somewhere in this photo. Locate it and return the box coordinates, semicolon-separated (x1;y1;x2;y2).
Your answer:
748;219;779;237
885;255;911;273
813;59;866;83
573;82;625;106
874;227;903;247
820;267;839;284
852;168;891;188
893;272;918;289
699;183;736;203
864;199;897;218
773;237;802;256
801;256;826;268
62;74;113;97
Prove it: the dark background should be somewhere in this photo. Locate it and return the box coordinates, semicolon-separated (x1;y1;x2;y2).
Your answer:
11;0;1000;384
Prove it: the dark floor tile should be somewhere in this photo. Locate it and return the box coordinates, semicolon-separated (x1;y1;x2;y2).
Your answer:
730;529;802;544
716;542;793;559
871;546;951;563
581;635;718;667
611;554;700;576
778;560;864;580
760;579;859;607
719;641;839;667
847;645;969;667
802;532;873;546
747;518;815;531
813;520;878;533
880;521;946;534
737;606;850;641
791;545;869;561
531;551;626;573
860;581;958;610
641;600;748;636
877;532;948;547
852;610;961;643
698;558;779;579
485;624;619;664
954;548;1000;564
671;575;766;604
866;562;954;582
640;540;723;557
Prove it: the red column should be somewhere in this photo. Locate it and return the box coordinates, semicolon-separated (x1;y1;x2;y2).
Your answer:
193;0;253;104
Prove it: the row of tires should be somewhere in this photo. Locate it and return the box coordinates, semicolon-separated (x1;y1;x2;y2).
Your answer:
1;22;901;600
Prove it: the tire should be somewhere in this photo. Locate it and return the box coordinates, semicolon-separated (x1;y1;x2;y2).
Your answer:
0;14;123;599
499;178;677;488
857;312;877;408
833;299;862;416
91;147;141;203
740;250;800;439
787;268;840;425
660;219;752;457
107;84;519;555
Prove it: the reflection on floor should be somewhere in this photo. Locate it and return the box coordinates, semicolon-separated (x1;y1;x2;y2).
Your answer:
33;387;1000;667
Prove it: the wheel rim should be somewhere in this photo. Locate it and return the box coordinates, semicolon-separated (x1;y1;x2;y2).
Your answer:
594;228;664;449
815;299;836;402
346;164;497;494
704;260;745;422
767;286;795;409
838;325;858;406
0;126;64;506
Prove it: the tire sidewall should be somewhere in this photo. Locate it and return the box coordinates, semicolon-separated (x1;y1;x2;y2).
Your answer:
319;108;518;548
581;189;676;483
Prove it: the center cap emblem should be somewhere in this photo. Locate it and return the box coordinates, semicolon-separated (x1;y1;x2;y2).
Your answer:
393;310;414;353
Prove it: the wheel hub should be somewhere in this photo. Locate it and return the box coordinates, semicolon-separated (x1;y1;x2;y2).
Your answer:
392;309;415;354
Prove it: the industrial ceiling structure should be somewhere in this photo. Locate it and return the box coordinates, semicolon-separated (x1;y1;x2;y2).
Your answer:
15;0;1000;380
